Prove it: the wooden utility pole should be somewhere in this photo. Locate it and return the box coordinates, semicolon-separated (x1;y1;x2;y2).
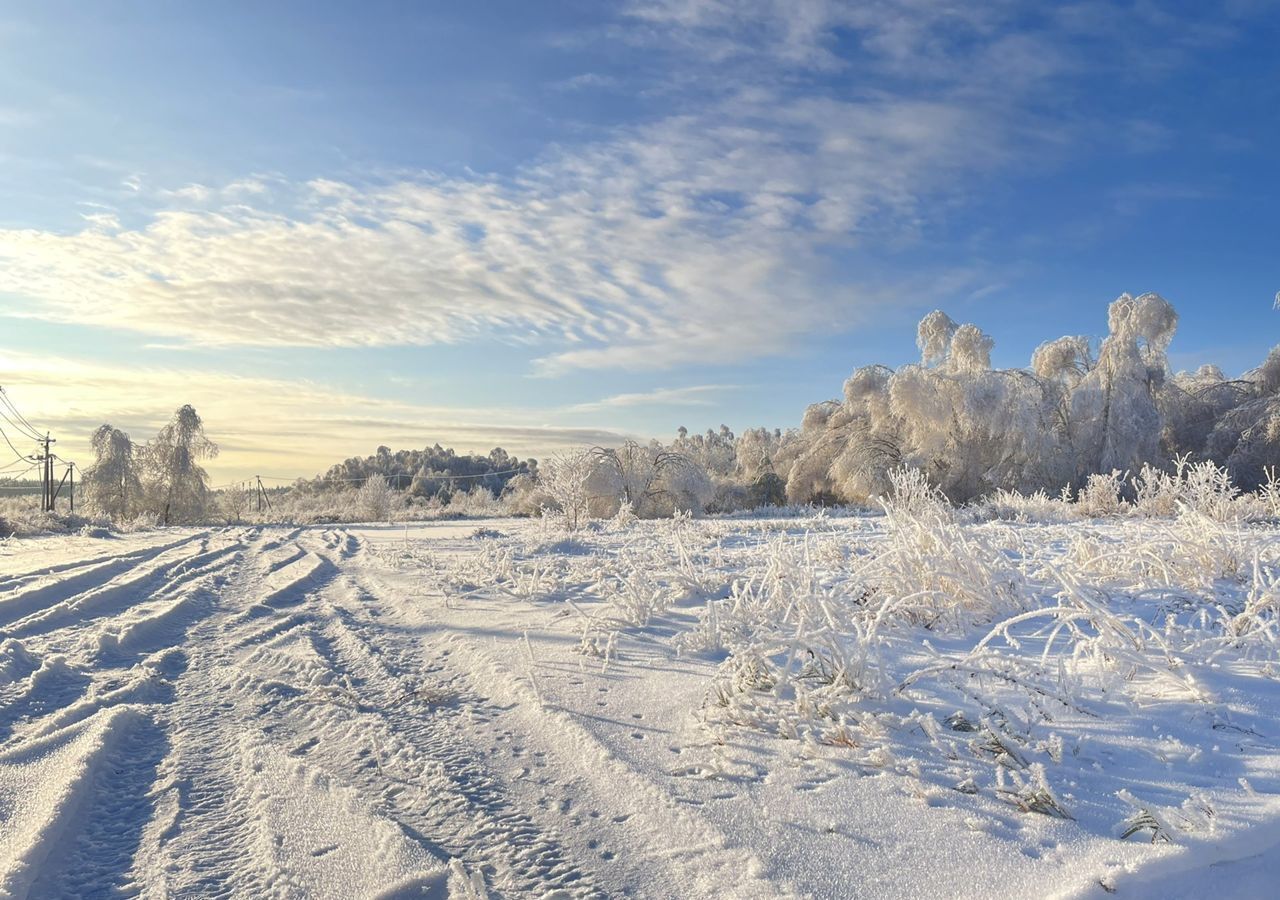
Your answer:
256;476;272;515
41;433;56;512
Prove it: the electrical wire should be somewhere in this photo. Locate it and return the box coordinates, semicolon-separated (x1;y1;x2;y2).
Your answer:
0;424;35;467
0;386;42;433
210;467;528;491
0;387;43;441
0;408;41;443
0;460;41;485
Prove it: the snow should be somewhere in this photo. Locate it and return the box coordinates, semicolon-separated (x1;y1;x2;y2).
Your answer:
1;514;1279;898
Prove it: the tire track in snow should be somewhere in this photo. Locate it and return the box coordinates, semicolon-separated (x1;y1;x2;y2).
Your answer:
0;705;157;900
0;525;788;897
0;533;256;898
243;583;602;897
129;530;441;898
0;533;207;625
352;550;791;899
4;534;241;639
20;709;172;899
0;532;199;590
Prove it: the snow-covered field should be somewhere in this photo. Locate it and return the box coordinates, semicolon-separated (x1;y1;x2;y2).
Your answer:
2;508;1280;898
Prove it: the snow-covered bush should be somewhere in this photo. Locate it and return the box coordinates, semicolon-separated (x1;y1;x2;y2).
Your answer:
759;291;1280;516
356;474;396;521
1074;471;1126;518
447;486;502;517
540;449;597;532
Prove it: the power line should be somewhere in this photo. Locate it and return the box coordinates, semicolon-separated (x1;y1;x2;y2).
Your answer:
0;388;67;512
0;460;41;485
0;387;43;441
209;466;529;491
0;386;39;427
0;423;33;466
0;409;41;444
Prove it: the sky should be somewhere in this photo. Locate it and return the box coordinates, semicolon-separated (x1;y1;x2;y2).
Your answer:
0;0;1277;483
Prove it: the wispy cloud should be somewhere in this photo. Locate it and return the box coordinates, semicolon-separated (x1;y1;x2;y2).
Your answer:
0;350;631;480
566;384;735;413
0;1;1258;377
552;72;619;92
0;105;38;128
0;87;1014;372
1109;182;1219;217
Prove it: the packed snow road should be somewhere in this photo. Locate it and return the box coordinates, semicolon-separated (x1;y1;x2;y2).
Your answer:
0;525;778;899
5;516;1280;899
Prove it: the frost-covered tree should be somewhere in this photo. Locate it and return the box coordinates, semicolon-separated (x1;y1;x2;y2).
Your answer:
651;293;1276;510
1066;293;1176;480
82;425;141;521
143;405;218;525
499;472;541;516
540;449;597;531
1198;346;1280;490
770;292;1210;506
219;481;251;524
356;474;395;521
590;440;711;517
299;443;534;500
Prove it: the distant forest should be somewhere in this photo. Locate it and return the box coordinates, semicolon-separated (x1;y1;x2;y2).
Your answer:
300;444;536;499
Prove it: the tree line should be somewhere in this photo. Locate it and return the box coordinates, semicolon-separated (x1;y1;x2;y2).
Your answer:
297;444;536;499
75;292;1280;526
535;292;1279;521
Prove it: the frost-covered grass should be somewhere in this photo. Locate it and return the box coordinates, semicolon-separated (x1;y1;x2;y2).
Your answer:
6;484;1280;896
0;496;125;540
972;460;1280;525
373;481;1280;893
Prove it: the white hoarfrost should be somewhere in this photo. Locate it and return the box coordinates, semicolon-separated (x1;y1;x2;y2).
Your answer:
2;501;1280;898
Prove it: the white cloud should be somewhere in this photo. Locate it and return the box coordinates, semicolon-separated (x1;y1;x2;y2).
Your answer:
2;1;1226;375
0;105;38;128
0;85;1013;372
567;384;734;413
552;72;619;91
0;350;631;481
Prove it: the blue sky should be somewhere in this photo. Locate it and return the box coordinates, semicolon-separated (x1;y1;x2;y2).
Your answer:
0;1;1277;481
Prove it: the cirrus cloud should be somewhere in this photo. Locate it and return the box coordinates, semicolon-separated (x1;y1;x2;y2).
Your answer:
2;0;1228;375
0;88;1013;373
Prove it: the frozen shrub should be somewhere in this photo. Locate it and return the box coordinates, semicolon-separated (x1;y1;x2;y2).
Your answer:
1075;471;1126;517
447;486;502;517
356;475;395;521
875;476;1027;630
1130;461;1185;517
973;488;1072;524
540;449;597;532
500;473;542;516
880;467;947;520
1179;460;1241;522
